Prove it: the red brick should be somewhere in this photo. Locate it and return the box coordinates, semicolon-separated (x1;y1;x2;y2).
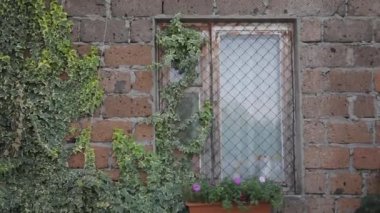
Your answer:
335;198;361;213
300;18;322;42
93;106;102;118
144;144;154;152
73;44;93;56
305;171;326;194
301;44;351;68
354;96;375;118
111;0;162;16
164;0;213;15
348;0;380;16
375;20;380;43
302;68;328;93
303;120;325;144
374;71;380;92
282;197;306;213
324;19;372;42
104;45;152;67
79;118;92;129
101;71;131;94
80;19;128;43
353;46;380;67
93;146;111;169
111;155;119;169
330;172;362;195
135;123;154;142
328;69;372;93
70;19;80;42
367;173;380;195
302;95;348;118
64;0;106;17
68;152;85;168
303;69;372;93
65;121;81;142
306;197;335;213
91;119;133;142
354;148;380;170
104;169;120;181
327;121;372;144
131;19;153;43
216;0;265;15
304;146;349;169
65;119;91;142
376;121;380;144
103;95;152;118
267;0;345;16
132;71;153;93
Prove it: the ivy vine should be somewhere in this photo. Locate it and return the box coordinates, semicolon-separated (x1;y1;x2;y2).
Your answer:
0;0;110;212
110;15;213;212
0;0;211;211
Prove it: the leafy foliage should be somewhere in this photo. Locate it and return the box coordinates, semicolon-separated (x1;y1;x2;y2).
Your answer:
109;16;213;212
0;0;112;212
0;0;103;160
0;1;212;211
184;177;283;210
355;195;380;213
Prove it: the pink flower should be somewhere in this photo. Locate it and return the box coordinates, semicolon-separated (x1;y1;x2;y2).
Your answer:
233;176;241;185
259;176;266;183
192;183;201;192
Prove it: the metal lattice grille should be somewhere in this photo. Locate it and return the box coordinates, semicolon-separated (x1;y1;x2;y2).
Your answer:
157;21;296;192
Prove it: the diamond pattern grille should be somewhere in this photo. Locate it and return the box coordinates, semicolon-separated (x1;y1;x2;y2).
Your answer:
157;21;296;192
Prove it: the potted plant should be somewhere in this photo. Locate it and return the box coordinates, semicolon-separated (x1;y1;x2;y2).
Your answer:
183;176;283;213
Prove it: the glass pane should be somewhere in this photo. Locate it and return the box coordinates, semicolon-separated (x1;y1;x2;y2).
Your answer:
219;34;284;181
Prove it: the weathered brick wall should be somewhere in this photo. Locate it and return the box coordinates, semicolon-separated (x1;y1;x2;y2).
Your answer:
62;0;380;212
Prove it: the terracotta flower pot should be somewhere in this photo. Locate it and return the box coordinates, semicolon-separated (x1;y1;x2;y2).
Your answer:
186;202;271;213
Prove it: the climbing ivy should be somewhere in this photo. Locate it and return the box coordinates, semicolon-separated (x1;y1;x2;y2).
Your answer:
0;0;103;160
110;16;213;212
0;0;211;211
0;0;111;212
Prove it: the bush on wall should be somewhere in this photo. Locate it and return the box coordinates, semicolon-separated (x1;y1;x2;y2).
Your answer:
0;0;211;212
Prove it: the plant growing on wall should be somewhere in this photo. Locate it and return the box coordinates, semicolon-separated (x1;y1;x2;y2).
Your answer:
110;15;213;212
0;0;114;211
0;0;211;211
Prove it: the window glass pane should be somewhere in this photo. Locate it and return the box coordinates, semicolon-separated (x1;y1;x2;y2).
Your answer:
219;34;284;181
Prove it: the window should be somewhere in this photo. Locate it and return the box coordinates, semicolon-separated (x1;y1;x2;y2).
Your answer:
157;20;296;191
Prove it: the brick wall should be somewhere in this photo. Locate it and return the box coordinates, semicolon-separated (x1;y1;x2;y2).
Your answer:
62;0;380;212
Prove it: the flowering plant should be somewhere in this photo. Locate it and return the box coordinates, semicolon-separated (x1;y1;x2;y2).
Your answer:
183;176;283;210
